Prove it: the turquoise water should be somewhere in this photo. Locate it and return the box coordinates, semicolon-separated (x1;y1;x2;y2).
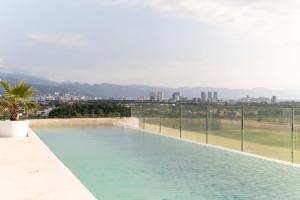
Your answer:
35;126;300;200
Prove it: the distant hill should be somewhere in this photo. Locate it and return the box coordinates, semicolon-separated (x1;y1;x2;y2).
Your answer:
0;72;299;100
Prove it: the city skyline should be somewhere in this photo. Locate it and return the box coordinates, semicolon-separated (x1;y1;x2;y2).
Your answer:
0;71;293;100
1;0;300;89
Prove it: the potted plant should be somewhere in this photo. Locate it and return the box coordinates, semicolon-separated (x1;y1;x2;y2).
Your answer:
0;80;38;137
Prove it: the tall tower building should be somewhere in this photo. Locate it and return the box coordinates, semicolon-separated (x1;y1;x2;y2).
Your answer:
157;91;164;102
149;92;156;101
271;96;277;104
213;92;218;102
207;92;212;102
172;92;181;102
201;92;206;102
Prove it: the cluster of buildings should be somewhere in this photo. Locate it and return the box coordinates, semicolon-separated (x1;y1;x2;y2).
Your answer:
32;91;279;107
147;91;219;103
147;91;278;105
201;91;219;103
32;92;101;102
149;91;164;102
227;95;278;104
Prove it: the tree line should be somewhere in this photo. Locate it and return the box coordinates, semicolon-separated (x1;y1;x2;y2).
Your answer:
49;102;131;118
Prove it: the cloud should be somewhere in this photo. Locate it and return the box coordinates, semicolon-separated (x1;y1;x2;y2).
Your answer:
27;33;93;47
98;0;300;45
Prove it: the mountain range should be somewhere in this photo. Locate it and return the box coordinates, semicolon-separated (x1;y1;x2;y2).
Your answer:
0;72;299;100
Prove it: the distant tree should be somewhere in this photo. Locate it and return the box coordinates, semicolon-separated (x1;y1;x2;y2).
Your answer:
48;102;130;118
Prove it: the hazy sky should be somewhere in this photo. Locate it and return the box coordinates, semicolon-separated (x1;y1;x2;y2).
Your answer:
0;0;300;89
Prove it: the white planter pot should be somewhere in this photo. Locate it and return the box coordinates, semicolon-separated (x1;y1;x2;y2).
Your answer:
0;120;29;137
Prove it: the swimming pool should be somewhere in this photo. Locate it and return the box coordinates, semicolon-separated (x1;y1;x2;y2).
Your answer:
35;125;300;200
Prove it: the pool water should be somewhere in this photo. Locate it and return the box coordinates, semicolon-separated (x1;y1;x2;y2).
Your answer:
35;126;300;200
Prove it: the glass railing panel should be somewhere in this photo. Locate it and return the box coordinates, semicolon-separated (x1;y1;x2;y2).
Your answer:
181;104;206;143
131;104;144;129
142;104;161;133
244;106;292;162
160;104;180;138
207;105;242;150
293;108;300;163
144;117;160;133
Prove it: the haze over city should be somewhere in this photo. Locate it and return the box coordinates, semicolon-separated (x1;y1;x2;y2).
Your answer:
1;0;300;89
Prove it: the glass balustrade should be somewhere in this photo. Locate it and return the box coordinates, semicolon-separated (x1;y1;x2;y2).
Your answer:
131;103;297;163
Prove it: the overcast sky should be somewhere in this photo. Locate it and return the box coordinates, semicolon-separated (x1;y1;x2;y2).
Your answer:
0;0;300;89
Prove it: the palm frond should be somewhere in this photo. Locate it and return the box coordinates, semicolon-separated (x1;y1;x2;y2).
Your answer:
0;80;10;93
9;81;34;99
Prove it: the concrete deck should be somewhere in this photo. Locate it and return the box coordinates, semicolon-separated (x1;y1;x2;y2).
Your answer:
0;129;96;200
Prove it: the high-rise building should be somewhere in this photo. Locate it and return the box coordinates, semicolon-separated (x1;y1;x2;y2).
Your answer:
213;92;218;102
149;92;156;101
172;92;181;102
201;92;206;102
207;92;212;102
157;91;164;102
271;96;277;104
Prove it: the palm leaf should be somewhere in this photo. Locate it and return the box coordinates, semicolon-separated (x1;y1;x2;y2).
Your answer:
9;81;34;99
0;80;10;93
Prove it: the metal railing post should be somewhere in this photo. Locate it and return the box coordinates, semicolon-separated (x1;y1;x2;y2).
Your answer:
141;104;145;130
206;104;209;144
179;104;182;138
241;105;245;152
159;116;162;134
292;108;295;163
159;105;163;134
